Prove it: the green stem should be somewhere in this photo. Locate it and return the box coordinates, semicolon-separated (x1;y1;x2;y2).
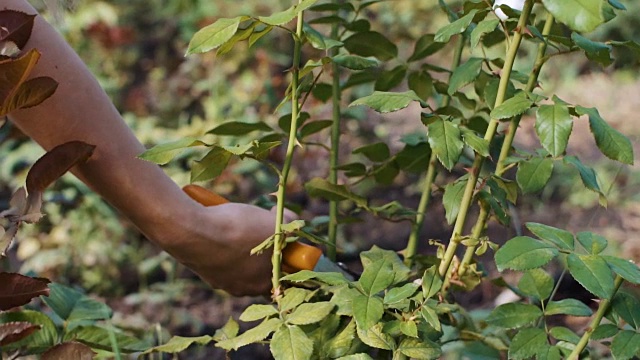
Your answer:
458;11;554;277
405;36;465;267
438;0;535;278
568;275;624;360
327;0;342;262
272;4;305;296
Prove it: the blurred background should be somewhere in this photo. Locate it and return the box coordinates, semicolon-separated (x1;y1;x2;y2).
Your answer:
1;0;639;358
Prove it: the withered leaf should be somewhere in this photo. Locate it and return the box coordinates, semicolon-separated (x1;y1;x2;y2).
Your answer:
26;141;96;194
0;321;41;346
0;10;36;50
8;76;58;110
0;224;19;257
41;342;96;360
0;272;50;310
0;48;40;116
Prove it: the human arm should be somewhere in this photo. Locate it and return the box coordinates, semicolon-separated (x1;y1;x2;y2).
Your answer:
3;0;281;296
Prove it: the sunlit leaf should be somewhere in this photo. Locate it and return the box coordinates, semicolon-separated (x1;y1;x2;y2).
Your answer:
495;236;558;271
190;146;233;182
356;323;394;350
576;231;607;254
490;92;534;120
216;318;282;351
567;254;614;299
139;138;204;165
526;222;574;250
541;0;604;33
287;302;334;325
270;324;313;360
239;304;278;322
187;16;247;55
398;337;441;359
486;303;543;328
435;10;478;43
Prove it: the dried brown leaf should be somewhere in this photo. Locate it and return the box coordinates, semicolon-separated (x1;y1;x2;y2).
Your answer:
0;224;19;257
0;272;50;310
41;342;96;360
0;48;40;116
0;10;36;50
0;321;41;346
7;76;58;110
26;141;96;194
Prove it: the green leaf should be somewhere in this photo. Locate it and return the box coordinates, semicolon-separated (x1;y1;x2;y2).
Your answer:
330;285;360;316
541;0;604;33
332;54;378;70
447;57;484;95
187;16;245;55
141;335;213;355
576;231;608;254
358;259;394;296
384;283;419;305
353;142;390;162
325;319;356;358
564;156;605;205
305;177;367;206
352;294;383;331
303;23;342;50
571;32;612;66
280;288;310;312
271;325;314;360
375;65;407;91
65;325;150;353
408;34;446;62
495;236;559;272
336;354;373;360
460;127;490;157
471;19;499;49
592;323;620;340
611;330;640;360
516;157;554;193
603;256;640;284
486;303;543;329
216;318;282;351
190;147;233;182
549;327;581;344
343;31;397;61
408;70;433;101
443;180;467;225
398;337;442;359
490;92;534;120
612;292;640;330
287;302;334;325
427;118;463;171
526;222;574;251
209;121;272;136
577;106;634;165
258;0;317;26
138;138;204;165
239;304;278;322
535;104;573;157
356;323;394;350
567;254;614;299
349;90;421;113
435;9;478;43
281;269;348;286
0;310;57;354
508;328;548;360
421;305;441;332
42;283;111;322
212;318;239;342
360;246;410;285
518;269;554;301
545;299;593;316
300;120;332;139
422;266;443;299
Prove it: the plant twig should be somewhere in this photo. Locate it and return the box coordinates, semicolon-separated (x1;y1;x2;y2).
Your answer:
272;1;305;297
568;275;624;360
405;35;465;267
438;0;535;279
457;11;554;277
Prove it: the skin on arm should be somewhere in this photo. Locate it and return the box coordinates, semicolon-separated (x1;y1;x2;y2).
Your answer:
3;0;283;296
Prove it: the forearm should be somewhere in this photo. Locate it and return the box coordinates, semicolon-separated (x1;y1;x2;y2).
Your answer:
4;0;198;248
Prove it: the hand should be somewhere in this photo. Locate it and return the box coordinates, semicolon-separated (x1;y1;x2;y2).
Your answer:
162;202;295;297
